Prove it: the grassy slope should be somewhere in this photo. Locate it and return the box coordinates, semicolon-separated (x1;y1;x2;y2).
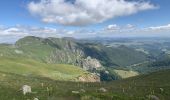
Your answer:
15;36;56;62
1;36;148;68
113;69;139;79
0;70;170;100
0;38;91;81
81;43;147;67
0;57;88;81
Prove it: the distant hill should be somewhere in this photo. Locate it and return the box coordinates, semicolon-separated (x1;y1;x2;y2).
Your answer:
132;57;170;74
80;43;147;67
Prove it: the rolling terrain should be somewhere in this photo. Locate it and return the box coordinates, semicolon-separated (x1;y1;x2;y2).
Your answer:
1;36;170;81
0;37;170;99
5;36;148;68
0;69;169;100
0;36;151;81
0;57;96;81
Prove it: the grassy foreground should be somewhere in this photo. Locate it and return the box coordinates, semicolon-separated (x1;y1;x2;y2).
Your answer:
0;69;170;100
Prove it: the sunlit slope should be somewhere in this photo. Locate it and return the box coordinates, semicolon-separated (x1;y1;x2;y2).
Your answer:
0;57;88;81
113;69;139;78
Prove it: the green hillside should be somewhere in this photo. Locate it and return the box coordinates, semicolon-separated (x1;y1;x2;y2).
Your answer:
0;36;149;77
80;43;147;67
0;69;169;100
0;57;89;81
131;57;170;74
0;36;169;99
13;36;147;67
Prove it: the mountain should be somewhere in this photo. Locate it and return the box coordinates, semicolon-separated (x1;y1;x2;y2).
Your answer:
0;37;101;82
0;36;170;99
0;57;100;82
132;56;170;74
0;36;150;80
15;36;148;67
1;36;170;81
80;43;147;67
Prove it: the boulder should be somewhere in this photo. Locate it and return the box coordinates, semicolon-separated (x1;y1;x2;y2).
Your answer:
34;98;39;100
22;85;32;95
99;87;107;92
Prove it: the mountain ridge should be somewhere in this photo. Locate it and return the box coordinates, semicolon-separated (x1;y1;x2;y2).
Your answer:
1;36;164;81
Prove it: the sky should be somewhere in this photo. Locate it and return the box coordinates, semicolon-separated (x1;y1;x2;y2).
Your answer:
0;0;170;43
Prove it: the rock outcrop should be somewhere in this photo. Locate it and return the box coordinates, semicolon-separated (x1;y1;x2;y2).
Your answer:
82;56;102;71
78;73;100;82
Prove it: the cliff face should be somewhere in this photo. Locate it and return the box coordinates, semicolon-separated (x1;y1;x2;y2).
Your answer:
82;56;102;71
46;49;84;64
43;39;103;71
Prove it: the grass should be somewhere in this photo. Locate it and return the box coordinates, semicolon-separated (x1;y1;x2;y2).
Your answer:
0;57;88;81
113;69;139;79
0;69;170;100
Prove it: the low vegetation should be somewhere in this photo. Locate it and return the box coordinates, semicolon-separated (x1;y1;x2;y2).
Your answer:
0;57;89;81
0;70;170;100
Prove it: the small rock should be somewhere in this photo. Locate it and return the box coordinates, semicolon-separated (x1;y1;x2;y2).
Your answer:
22;85;32;95
99;87;107;92
148;95;160;100
15;50;23;54
80;89;86;93
34;98;39;100
160;88;164;93
41;83;44;87
105;71;109;74
72;91;79;94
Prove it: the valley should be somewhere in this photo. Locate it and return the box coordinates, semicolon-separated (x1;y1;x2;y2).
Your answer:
1;0;169;99
1;36;170;81
0;36;170;100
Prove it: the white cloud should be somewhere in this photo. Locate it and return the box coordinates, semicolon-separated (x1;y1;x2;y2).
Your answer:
104;24;137;33
1;24;170;43
0;27;28;43
106;24;120;30
137;24;170;36
148;24;170;30
125;24;135;29
0;25;80;43
66;31;75;35
27;0;157;26
100;23;170;37
0;27;28;36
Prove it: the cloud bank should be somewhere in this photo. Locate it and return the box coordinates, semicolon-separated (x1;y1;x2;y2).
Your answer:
27;0;156;26
1;24;170;43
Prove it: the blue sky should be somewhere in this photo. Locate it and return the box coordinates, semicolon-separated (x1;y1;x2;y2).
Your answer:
0;0;170;42
0;0;169;28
